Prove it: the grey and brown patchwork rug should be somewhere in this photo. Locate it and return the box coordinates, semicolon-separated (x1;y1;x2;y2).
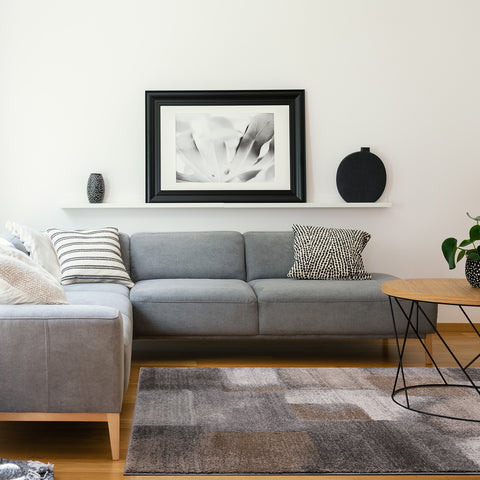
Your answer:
124;367;480;475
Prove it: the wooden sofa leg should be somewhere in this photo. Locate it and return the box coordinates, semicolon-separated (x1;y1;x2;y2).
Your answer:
425;333;433;367
107;413;120;460
0;412;120;460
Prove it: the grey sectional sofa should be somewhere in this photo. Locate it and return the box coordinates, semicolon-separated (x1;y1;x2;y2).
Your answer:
0;230;437;459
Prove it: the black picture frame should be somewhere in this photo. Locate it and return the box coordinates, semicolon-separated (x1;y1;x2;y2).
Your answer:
145;90;306;203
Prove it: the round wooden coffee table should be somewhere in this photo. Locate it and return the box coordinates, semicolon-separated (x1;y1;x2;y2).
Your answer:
382;278;480;422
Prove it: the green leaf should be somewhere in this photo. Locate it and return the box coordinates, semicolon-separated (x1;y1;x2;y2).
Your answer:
459;239;473;247
442;237;458;269
467;251;480;261
457;250;466;262
467;212;480;222
470;224;480;241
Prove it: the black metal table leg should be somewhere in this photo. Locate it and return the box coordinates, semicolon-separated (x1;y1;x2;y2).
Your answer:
388;295;480;422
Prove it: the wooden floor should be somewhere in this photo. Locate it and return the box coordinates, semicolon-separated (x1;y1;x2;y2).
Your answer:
1;329;480;480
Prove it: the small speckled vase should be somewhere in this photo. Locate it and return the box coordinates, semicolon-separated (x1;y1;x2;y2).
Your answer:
87;173;105;203
465;259;480;288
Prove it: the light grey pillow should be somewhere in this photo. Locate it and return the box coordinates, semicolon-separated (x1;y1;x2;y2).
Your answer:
5;220;61;281
287;224;372;280
0;233;28;254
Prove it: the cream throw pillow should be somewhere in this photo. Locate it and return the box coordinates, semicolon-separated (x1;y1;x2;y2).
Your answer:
0;238;14;249
5;220;61;282
0;243;68;305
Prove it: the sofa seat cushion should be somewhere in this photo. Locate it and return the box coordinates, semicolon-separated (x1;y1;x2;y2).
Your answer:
249;273;435;336
64;282;130;297
130;279;258;337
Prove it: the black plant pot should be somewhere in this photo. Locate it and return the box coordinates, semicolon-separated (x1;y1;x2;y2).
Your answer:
87;173;105;203
465;259;480;288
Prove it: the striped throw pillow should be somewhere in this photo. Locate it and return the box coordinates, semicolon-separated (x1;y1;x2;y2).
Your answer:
287;224;372;280
47;227;134;287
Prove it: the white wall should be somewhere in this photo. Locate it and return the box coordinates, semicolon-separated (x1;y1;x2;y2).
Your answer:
1;0;479;322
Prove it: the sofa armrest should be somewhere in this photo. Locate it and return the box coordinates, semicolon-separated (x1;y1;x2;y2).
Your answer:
0;305;124;413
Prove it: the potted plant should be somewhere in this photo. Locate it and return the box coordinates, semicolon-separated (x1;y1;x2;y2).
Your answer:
442;213;480;287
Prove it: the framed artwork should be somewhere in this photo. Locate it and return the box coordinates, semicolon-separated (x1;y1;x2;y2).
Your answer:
145;90;306;203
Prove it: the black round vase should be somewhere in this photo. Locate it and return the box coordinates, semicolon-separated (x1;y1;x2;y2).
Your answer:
87;173;105;203
336;147;387;202
465;259;480;288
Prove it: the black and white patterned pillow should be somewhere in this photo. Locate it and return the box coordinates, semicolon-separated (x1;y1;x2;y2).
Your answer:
47;227;134;287
287;224;372;280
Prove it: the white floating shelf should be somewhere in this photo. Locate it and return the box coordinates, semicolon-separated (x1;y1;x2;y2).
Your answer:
62;202;392;209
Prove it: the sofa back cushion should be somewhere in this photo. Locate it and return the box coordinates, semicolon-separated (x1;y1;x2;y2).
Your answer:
118;232;130;274
244;231;294;281
130;231;246;281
